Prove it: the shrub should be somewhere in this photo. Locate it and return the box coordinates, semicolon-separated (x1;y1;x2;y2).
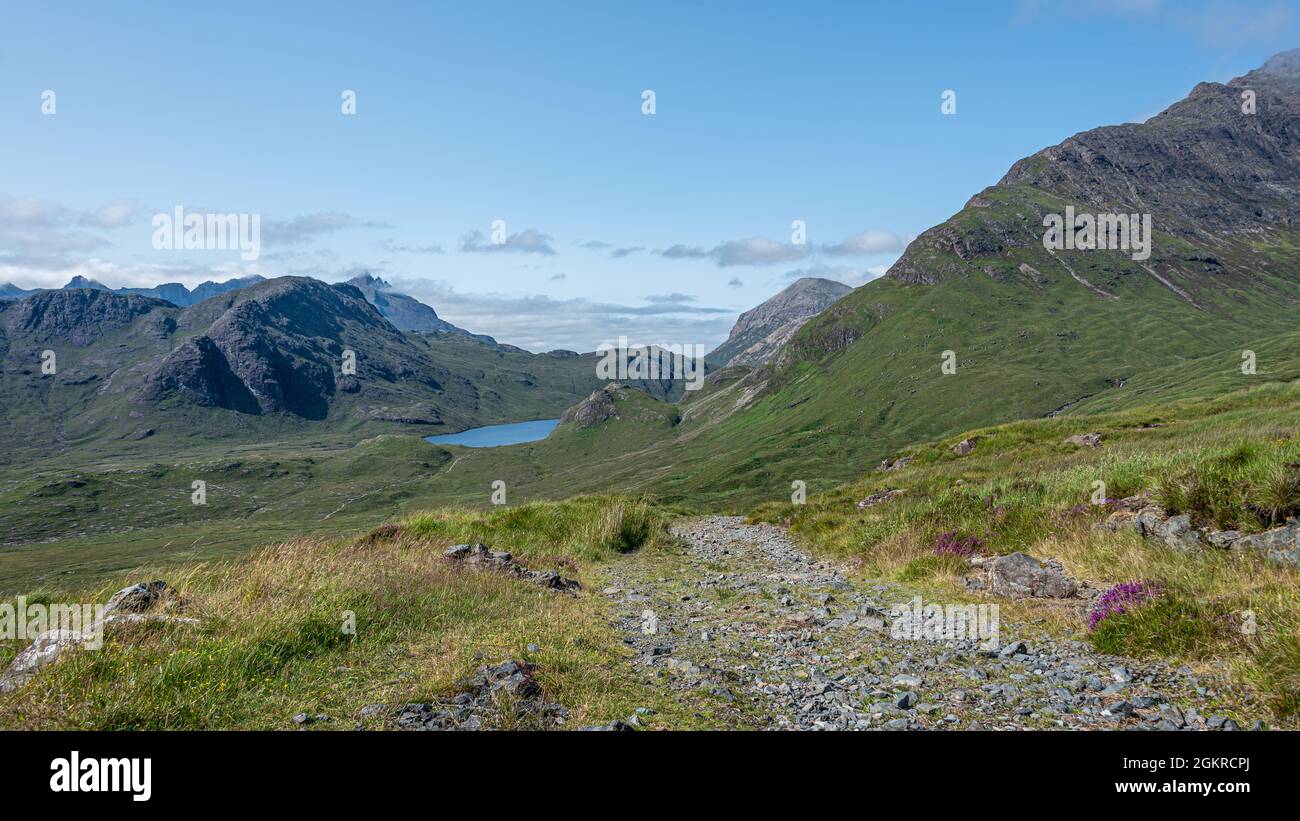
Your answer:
931;530;984;558
1089;589;1242;659
1089;580;1162;631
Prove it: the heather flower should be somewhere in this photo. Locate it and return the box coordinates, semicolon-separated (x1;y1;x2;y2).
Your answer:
931;530;985;557
1089;580;1163;630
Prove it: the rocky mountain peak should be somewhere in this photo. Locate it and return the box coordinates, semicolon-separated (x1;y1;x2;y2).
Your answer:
63;275;109;290
706;277;852;368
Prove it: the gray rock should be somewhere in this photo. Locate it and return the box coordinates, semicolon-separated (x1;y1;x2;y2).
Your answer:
104;580;174;615
1066;432;1103;448
857;489;906;509
981;553;1078;599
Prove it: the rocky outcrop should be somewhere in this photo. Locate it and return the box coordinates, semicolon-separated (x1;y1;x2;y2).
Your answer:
105;580;177;614
0;580;195;693
360;659;569;731
558;384;621;430
1066;432;1103;448
857;488;905;509
966;552;1079;599
877;456;914;472
707;277;852;368
1099;505;1300;566
443;543;581;592
952;438;977;456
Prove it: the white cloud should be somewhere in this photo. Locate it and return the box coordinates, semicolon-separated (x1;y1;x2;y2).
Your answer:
261;211;391;246
386;277;735;352
460;228;557;255
823;229;912;257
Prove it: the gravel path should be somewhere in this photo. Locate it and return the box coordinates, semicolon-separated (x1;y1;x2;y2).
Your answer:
601;516;1263;731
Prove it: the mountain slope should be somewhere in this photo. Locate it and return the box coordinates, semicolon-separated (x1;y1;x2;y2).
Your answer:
343;273;490;339
491;49;1300;508
706;277;851;368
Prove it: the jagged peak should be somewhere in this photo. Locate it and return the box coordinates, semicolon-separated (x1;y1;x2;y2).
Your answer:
63;275;108;290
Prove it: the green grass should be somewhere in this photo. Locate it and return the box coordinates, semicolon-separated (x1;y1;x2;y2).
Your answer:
1088;591;1245;659
0;494;709;730
746;380;1300;721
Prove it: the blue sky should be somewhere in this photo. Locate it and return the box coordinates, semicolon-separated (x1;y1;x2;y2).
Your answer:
1;0;1296;350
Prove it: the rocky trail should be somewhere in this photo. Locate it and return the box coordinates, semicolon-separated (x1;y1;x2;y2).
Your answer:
599;516;1265;731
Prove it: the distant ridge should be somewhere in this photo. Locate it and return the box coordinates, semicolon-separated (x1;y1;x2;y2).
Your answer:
344;273;493;341
0;275;266;306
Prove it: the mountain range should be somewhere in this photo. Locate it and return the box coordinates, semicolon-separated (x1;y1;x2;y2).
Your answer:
0;275;266;306
0;274;703;461
3;50;1300;566
0;273;495;339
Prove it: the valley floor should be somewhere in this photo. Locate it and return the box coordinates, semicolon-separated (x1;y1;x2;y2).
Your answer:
5;381;1300;730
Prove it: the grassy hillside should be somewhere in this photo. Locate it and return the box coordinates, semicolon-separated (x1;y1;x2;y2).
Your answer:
749;380;1300;717
0;495;718;730
6;383;1299;727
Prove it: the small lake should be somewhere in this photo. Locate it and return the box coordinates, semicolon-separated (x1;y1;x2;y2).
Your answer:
424;418;560;448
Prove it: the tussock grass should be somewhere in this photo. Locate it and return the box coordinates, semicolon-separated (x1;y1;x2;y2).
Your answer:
402;494;675;563
751;382;1300;720
0;494;689;730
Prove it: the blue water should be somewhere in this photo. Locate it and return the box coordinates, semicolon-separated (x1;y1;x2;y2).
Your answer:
424;418;560;448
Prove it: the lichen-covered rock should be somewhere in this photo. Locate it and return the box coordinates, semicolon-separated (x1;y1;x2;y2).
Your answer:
971;552;1078;599
104;580;175;615
0;630;84;693
443;543;580;592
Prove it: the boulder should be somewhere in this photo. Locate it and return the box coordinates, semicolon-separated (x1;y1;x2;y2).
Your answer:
1209;519;1300;566
1066;432;1103;448
877;456;914;472
1151;513;1205;552
951;439;977;456
975;552;1078;599
1097;502;1300;566
443;543;581;591
0;629;84;693
0;580;196;694
104;580;174;615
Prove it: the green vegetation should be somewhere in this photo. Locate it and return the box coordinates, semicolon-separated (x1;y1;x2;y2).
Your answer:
748;380;1300;719
0;494;706;730
1089;591;1244;660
